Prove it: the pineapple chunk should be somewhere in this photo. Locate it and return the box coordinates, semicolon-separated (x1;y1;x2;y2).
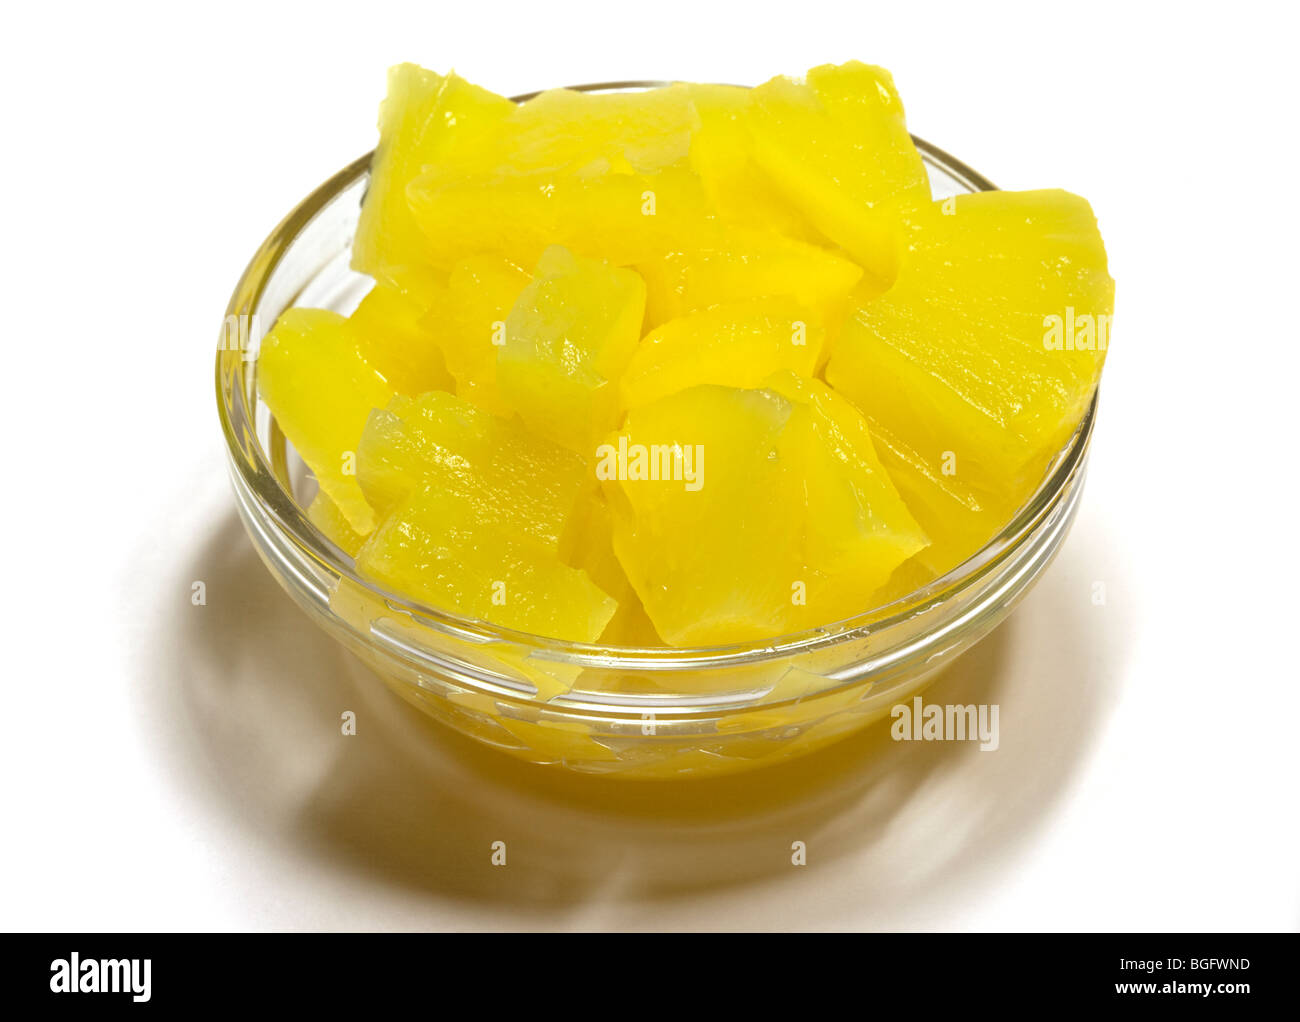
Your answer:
826;189;1114;573
257;308;393;533
353;65;514;298
605;385;790;646
355;390;585;551
765;371;929;608
685;84;821;241
356;484;617;642
635;225;861;331
604;377;925;645
621;296;824;410
559;486;663;646
460;85;700;173
306;492;366;556
497;246;646;453
422;254;532;416
410;163;711;271
746;61;931;285
348;285;454;396
862;415;1010;577
407;85;712;270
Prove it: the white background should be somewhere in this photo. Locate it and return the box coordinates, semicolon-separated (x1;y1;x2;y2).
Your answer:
2;0;1297;931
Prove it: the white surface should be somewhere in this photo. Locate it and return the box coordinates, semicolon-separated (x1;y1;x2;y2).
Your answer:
2;0;1297;932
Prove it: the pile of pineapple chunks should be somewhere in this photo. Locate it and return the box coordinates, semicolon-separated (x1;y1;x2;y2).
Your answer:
257;61;1113;647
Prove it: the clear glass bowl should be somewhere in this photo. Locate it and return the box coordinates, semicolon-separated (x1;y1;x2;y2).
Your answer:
215;82;1096;779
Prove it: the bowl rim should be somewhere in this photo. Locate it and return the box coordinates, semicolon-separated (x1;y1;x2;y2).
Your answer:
216;79;1096;675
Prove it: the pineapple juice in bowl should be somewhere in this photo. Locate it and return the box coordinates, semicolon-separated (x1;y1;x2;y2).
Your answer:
216;68;1108;778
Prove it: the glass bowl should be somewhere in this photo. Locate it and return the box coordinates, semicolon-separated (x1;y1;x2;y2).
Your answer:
215;81;1096;779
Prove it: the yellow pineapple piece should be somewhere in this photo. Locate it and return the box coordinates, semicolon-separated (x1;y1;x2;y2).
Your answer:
330;576;582;700
353;65;514;298
257;308;393;533
459;85;700;173
865;417;1011;578
764;371;929;612
826;189;1114;574
306;491;366;556
605;385;790;646
635;225;861;331
497;245;646;453
355;484;617;642
421;254;532;416
355;390;585;551
494;717;621;763
410;163;712;271
347;285;454;396
746;61;931;286
620;296;824;410
407;85;713;270
603;376;925;646
685;83;821;242
559;486;663;646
